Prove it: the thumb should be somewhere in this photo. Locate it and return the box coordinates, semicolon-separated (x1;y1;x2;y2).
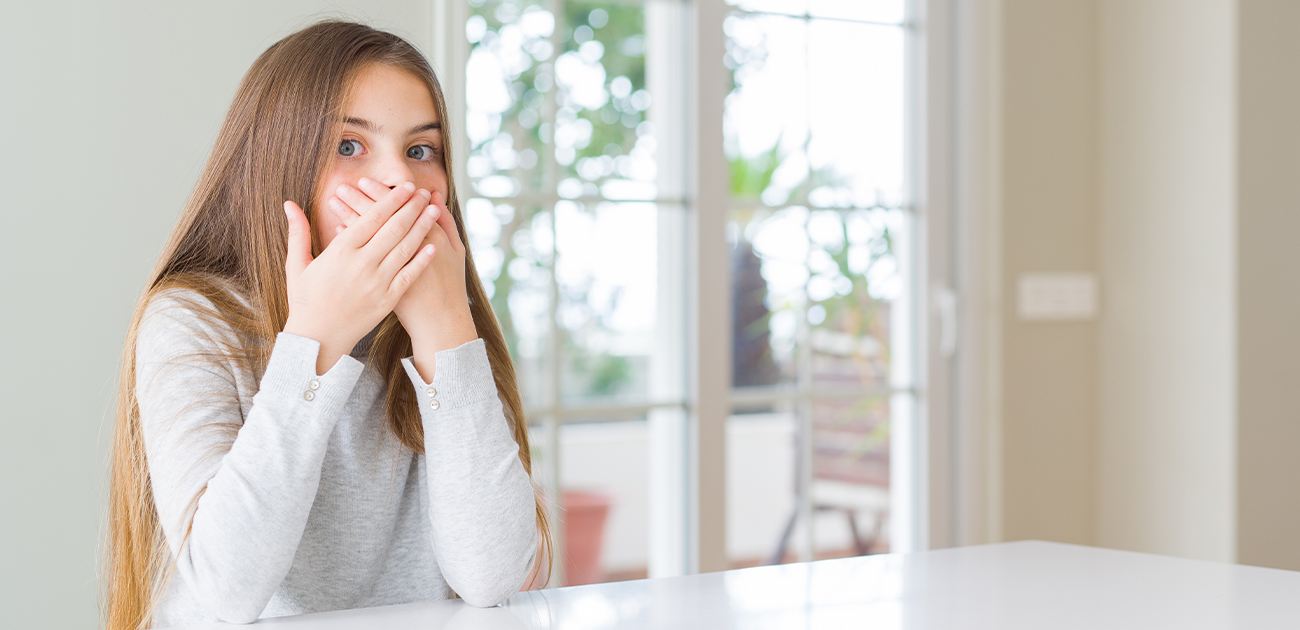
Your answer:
283;200;313;279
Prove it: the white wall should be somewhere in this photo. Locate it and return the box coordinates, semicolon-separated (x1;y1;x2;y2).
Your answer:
1096;0;1237;562
0;2;432;626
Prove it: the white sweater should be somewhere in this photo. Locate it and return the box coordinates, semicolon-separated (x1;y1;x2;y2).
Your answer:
135;288;537;627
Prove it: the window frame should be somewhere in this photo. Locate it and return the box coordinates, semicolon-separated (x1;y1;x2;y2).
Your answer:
429;0;968;580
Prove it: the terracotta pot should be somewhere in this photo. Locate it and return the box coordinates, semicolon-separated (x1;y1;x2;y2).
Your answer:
561;488;612;585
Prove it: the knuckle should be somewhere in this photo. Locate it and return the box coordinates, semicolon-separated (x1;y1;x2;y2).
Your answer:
394;241;414;264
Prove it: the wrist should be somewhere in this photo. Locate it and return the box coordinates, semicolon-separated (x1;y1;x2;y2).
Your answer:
284;317;350;356
402;297;470;333
283;316;327;345
407;313;477;385
408;307;477;352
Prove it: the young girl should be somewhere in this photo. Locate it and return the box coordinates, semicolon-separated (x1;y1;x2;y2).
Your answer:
103;20;551;629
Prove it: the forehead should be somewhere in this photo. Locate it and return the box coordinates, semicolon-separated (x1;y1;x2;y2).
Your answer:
343;63;438;122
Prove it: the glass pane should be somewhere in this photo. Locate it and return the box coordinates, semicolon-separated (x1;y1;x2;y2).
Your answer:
808;0;905;23
806;207;902;376
726;208;908;562
465;198;553;407
811;207;902;559
554;1;657;201
726;404;800;568
727;397;894;570
729;207;810;389
724;12;809;207
558;418;649;585
723;1;914;570
808;388;892;560
809;206;904;559
807;20;905;207
467;0;553;197
555;201;661;404
725;0;807;18
725;0;908;23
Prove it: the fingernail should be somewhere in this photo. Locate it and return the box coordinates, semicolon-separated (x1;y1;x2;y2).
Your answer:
417;188;431;198
335;184;348;195
424;205;437;218
359;177;372;187
402;181;415;191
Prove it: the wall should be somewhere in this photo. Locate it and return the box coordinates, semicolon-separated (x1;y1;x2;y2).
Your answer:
0;2;432;626
1235;0;1300;570
995;0;1099;546
997;0;1300;570
1095;0;1237;562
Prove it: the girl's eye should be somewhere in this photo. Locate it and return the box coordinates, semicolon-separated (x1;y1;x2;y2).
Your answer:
408;144;441;161
338;138;363;157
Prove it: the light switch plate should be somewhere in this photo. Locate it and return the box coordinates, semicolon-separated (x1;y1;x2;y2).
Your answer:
1017;273;1098;321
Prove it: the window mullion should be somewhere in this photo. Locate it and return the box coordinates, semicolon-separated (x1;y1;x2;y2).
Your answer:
542;0;566;587
686;0;731;575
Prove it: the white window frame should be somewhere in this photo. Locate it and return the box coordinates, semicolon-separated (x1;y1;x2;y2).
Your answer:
429;0;974;579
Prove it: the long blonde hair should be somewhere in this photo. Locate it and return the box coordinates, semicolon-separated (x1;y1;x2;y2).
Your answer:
102;19;552;630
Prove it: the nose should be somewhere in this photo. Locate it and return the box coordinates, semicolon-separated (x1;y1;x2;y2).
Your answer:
373;152;416;190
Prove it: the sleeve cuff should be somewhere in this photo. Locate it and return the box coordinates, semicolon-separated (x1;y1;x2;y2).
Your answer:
255;332;365;419
400;337;499;413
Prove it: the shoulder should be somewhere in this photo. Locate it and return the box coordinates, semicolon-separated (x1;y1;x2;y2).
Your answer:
142;286;212;320
141;287;219;338
137;286;247;362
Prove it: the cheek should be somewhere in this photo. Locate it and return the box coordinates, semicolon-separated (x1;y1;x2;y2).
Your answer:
312;173;351;245
313;209;343;241
313;172;346;210
309;197;345;250
421;170;450;202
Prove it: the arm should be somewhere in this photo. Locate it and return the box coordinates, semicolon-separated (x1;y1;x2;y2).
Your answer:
400;338;538;607
136;290;365;623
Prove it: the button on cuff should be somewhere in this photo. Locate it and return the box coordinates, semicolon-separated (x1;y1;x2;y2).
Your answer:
256;332;365;414
399;339;498;414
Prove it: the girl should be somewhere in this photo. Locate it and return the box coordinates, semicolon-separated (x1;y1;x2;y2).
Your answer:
103;20;551;629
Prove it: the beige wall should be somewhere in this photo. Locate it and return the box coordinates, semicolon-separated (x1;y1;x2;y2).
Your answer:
1096;0;1237;562
996;0;1240;562
997;0;1300;570
996;0;1099;546
1236;0;1300;570
0;2;431;627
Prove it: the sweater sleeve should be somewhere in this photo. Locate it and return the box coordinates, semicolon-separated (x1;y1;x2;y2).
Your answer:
135;290;365;624
399;338;538;607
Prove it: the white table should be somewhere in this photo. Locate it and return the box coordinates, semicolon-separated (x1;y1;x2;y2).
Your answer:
167;541;1300;628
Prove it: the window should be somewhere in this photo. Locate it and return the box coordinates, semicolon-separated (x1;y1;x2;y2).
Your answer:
443;0;926;586
722;0;918;567
459;0;691;585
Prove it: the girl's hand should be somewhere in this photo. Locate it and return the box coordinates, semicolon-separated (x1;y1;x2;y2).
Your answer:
328;178;473;346
282;181;438;374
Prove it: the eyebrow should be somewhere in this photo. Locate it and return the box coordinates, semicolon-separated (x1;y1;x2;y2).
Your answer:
342;116;441;135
